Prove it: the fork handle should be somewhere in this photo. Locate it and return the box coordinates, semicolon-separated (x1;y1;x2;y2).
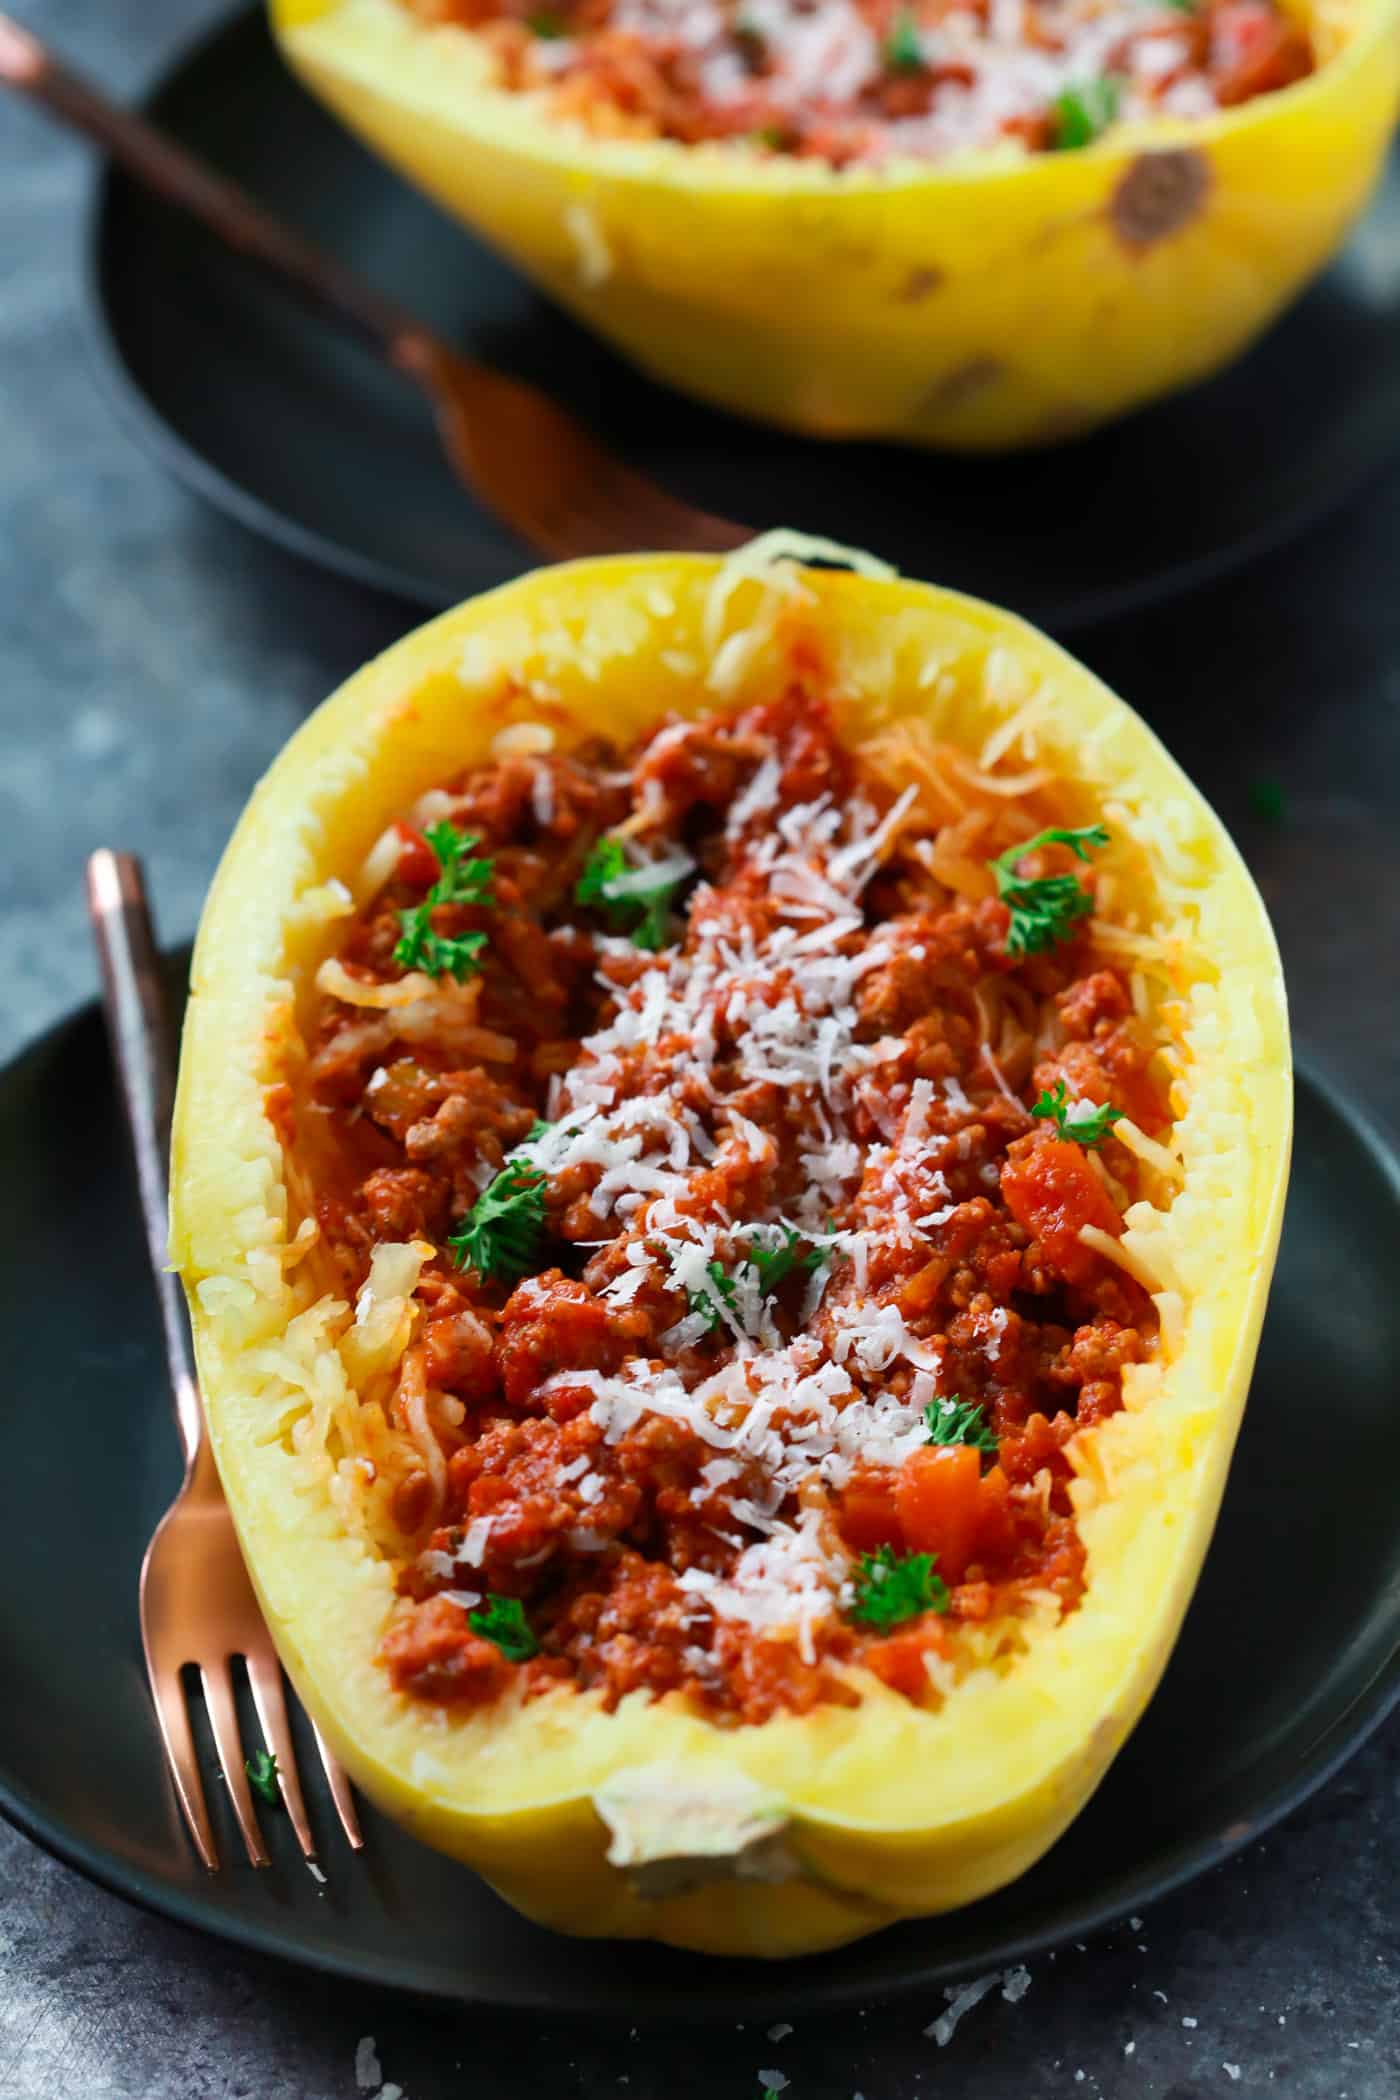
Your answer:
0;11;417;363
87;851;204;1471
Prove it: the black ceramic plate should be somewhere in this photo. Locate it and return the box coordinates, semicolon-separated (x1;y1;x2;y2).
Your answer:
85;6;1400;633
3;969;1400;2019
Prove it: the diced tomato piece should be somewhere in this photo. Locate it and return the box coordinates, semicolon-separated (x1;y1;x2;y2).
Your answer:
1211;0;1312;103
973;1462;1016;1564
1000;1135;1123;1287
838;1467;903;1553
394;820;442;889
861;1616;950;1700
895;1443;982;1583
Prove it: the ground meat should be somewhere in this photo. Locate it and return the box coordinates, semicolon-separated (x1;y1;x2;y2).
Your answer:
1060;1319;1146;1426
361;1167;451;1243
300;688;1166;1722
405;0;1314;167
379;1596;515;1705
856;900;1011;1035
709;1625;860;1725
495;1273;648;1407
549;1551;699;1705
445;1413;644;1576
423;1308;499;1404
1056;968;1133;1041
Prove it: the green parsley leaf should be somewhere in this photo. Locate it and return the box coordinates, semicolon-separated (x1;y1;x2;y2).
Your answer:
527;10;566;30
687;1227;839;1331
746;1223;837;1293
1051;75;1121;150
422;821;495;909
747;1224;806;1292
575;834;628;907
448;1161;548;1282
1031;1077;1124;1147
924;1394;999;1458
884;9;925;69
393;821;495;980
245;1749;280;1806
469;1594;538;1662
524;1117;554;1145
1249;776;1287;824
848;1543;949;1629
392;912;488;981
988;823;1109;958
576;835;686;952
687;1260;739;1332
633;887;676;953
750;124;786;149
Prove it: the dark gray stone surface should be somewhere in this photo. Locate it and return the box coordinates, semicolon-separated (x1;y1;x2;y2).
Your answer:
1;3;1398;2094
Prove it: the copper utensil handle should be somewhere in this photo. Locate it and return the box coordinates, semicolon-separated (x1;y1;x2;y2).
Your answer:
0;11;412;358
87;850;203;1471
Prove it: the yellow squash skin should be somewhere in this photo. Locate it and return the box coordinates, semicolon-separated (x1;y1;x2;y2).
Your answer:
171;552;1290;1955
269;0;1397;447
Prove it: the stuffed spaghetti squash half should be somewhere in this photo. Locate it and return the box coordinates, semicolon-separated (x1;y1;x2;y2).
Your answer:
171;537;1290;1956
269;0;1398;447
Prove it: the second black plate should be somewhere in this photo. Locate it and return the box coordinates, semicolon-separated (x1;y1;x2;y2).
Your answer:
87;5;1400;631
2;969;1400;2018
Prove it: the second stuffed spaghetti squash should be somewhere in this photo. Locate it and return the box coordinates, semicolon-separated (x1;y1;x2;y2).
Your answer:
269;0;1398;446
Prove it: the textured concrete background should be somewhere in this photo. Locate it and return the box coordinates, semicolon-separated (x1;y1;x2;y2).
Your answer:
2;3;1399;2095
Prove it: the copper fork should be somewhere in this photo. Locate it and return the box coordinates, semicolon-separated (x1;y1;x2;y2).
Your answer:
0;12;749;564
87;849;363;1870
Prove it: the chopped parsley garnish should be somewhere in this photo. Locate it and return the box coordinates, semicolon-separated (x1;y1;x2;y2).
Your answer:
689;1227;837;1329
989;823;1109;957
746;1223;835;1292
1052;75;1121;150
576;833;628;907
420;820;495;907
393;820;495;980
576;835;685;952
1249;776;1287;824
925;1394;999;1458
527;10;566;30
469;1594;538;1662
688;1260;739;1331
848;1544;949;1628
884;10;925;69
448;1159;548;1282
750;124;786;148
245;1750;279;1805
392;920;487;981
632;889;677;952
1032;1077;1124;1147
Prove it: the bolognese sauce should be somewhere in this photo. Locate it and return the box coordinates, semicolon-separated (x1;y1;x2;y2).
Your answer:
287;685;1172;1725
403;0;1313;165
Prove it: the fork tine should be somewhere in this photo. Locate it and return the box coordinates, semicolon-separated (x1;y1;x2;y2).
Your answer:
244;1650;316;1860
200;1658;270;1867
147;1663;220;1871
311;1718;366;1851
